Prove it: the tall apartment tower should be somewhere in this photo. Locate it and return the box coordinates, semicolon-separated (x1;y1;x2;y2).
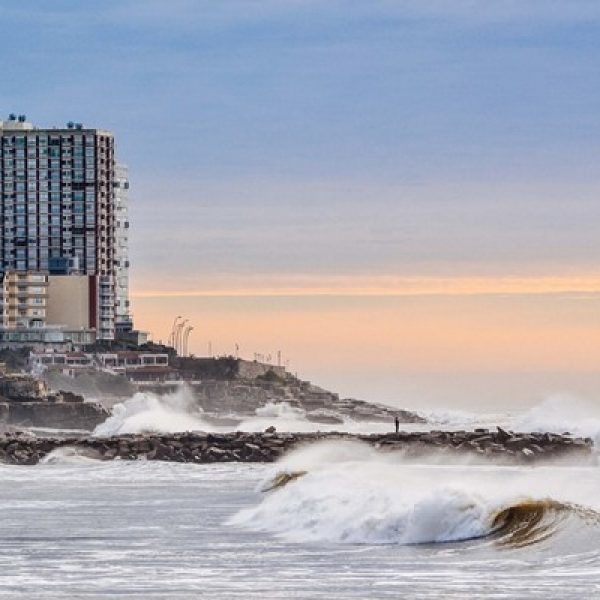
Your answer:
114;164;131;331
0;114;124;341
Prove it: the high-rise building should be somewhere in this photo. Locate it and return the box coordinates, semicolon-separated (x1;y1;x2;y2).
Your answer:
0;114;128;343
114;164;131;332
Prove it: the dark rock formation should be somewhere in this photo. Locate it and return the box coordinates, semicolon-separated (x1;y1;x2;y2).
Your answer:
0;374;108;430
142;379;425;425
0;375;48;401
0;401;109;430
0;427;592;466
41;360;424;425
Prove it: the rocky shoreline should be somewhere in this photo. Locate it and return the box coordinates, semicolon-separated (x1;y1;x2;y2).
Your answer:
0;427;593;465
0;374;108;430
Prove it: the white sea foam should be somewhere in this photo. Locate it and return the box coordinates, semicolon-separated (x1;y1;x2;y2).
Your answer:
514;394;600;443
230;441;600;545
40;446;103;465
236;401;323;433
93;385;210;436
92;385;600;439
94;392;399;436
255;401;305;419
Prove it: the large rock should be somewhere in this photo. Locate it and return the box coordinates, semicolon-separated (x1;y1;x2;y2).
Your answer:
4;401;109;430
0;375;48;401
0;374;108;430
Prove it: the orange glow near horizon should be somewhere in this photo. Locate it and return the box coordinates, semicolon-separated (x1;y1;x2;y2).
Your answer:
131;287;600;377
130;274;600;299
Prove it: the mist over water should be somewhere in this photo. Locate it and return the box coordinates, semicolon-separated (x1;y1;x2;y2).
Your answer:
92;386;400;436
90;383;600;442
340;370;600;414
515;395;600;443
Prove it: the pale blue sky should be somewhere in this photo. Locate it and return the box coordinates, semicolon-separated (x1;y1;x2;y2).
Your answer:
2;0;600;288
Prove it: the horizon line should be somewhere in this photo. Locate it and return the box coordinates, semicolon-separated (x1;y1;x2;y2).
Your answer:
130;275;600;299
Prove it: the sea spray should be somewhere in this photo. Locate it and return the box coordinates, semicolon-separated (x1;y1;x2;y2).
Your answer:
40;446;106;465
93;384;210;436
95;391;399;436
514;394;600;444
230;440;600;545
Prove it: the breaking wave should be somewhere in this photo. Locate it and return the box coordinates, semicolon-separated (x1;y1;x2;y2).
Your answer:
94;393;398;436
229;441;600;547
419;395;600;441
92;385;600;440
490;499;578;548
514;394;600;443
40;446;105;465
93;385;210;436
236;401;326;433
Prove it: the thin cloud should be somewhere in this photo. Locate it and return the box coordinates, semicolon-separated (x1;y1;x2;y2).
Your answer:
131;274;600;298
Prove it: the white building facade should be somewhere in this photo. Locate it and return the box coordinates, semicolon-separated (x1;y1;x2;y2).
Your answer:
114;163;131;332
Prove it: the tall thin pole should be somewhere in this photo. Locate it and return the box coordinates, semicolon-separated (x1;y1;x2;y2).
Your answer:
175;319;188;355
169;315;182;348
183;326;194;357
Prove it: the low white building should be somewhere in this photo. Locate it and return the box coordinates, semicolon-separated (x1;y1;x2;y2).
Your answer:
29;350;174;381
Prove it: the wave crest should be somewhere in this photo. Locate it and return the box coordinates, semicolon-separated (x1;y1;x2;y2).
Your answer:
491;499;598;548
231;441;600;547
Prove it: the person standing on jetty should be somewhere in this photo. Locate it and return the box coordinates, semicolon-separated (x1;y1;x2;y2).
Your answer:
395;416;400;433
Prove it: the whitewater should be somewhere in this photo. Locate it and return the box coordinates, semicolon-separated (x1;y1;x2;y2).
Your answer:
92;384;600;443
2;390;600;598
0;446;599;598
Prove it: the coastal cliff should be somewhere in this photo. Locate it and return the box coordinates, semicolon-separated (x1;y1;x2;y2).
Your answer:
45;356;425;426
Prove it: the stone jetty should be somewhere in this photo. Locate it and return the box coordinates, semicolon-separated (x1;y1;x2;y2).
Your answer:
0;427;592;465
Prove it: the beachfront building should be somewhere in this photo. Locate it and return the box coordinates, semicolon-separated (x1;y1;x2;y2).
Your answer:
29;350;176;382
0;114;131;344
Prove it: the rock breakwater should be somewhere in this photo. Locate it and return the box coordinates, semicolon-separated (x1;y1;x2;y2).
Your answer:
0;427;592;465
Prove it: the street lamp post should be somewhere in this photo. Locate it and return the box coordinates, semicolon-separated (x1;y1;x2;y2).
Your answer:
175;319;188;355
169;315;182;348
183;326;194;357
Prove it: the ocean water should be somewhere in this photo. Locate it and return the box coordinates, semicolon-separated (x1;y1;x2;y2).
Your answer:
0;443;600;599
4;391;600;598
